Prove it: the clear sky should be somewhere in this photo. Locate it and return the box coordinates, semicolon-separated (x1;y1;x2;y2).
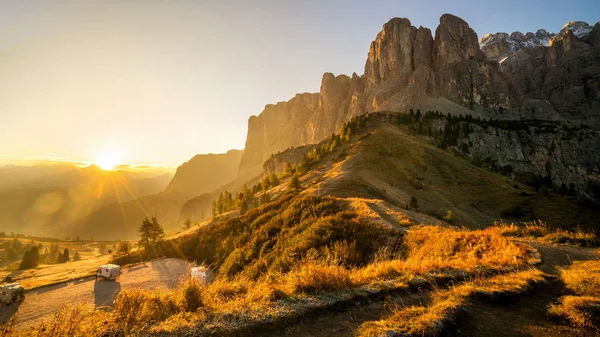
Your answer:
1;0;598;167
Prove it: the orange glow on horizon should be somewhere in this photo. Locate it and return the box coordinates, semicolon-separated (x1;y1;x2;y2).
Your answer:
95;150;121;170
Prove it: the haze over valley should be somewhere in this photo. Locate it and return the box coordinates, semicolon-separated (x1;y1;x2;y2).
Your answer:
1;1;600;336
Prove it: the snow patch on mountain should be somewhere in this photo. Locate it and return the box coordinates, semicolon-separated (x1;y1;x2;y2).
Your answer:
480;21;593;62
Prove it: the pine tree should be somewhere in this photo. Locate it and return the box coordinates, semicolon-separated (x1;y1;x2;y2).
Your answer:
269;172;279;186
240;199;248;214
19;246;40;270
289;174;301;192
118;241;130;253
73;251;82;261
57;248;70;263
138;216;152;248
150;217;165;243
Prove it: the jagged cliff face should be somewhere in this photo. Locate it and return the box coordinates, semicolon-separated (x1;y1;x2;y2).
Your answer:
500;22;600;125
239;14;514;177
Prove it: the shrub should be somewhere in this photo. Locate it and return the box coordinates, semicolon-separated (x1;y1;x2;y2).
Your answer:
180;280;203;312
19;246;40;270
283;262;352;295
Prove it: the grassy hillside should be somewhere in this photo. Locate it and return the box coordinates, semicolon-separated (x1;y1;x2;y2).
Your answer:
8;193;543;336
312;115;600;229
181;113;600;231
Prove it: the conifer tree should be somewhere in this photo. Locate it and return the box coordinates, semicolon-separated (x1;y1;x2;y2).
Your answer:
138;216;152;248
150;216;165;243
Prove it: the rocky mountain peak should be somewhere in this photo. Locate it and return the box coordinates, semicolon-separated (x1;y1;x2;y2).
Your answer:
561;21;593;38
480;21;595;62
434;13;481;64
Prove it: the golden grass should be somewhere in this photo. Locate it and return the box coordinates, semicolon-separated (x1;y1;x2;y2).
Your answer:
13;225;539;336
548;296;600;330
559;260;600;297
356;269;546;337
403;225;534;272
495;220;599;247
549;260;600;330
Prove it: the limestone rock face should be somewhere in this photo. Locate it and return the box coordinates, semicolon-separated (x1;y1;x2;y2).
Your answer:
413;27;433;68
237;14;600;182
364;18;417;90
588;22;600;48
434;14;481;66
433;14;512;110
237;93;319;177
501;27;600;125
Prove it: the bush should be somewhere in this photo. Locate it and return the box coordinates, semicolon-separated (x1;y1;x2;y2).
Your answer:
180;280;203;312
19;246;40;270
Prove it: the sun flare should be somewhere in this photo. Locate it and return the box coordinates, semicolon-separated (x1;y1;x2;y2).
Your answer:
95;151;121;170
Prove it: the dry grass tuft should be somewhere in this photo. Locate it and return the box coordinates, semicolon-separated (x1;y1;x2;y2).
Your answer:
549;296;600;330
495;220;599;247
549;260;600;330
283;262;352;295
558;260;600;297
356;269;546;337
25;303;101;337
402;225;533;272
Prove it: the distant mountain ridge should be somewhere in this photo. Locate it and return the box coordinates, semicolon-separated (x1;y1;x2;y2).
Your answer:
479;21;595;62
0;164;172;236
63;150;243;240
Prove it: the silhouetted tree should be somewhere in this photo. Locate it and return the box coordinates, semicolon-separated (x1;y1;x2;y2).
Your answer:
19;246;40;270
57;248;69;263
73;251;82;261
150;217;165;243
138;217;152;248
183;218;192;230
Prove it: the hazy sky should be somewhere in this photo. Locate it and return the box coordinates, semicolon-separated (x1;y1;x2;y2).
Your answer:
1;0;598;167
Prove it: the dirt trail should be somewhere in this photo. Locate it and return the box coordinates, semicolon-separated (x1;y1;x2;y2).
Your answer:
274;293;427;337
273;241;599;337
0;258;192;331
456;241;599;337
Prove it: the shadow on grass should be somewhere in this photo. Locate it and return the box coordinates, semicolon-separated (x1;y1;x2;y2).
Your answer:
94;279;121;310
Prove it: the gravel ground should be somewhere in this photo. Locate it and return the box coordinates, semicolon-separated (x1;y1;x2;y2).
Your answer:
1;258;192;331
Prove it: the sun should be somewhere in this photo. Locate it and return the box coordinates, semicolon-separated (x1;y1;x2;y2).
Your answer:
95;151;121;170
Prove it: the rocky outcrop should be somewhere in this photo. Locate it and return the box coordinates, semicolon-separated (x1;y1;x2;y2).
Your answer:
238;93;319;177
500;24;600;125
238;14;600;181
239;14;517;177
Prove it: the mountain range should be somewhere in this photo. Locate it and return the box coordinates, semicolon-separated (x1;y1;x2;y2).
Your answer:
6;13;598;240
